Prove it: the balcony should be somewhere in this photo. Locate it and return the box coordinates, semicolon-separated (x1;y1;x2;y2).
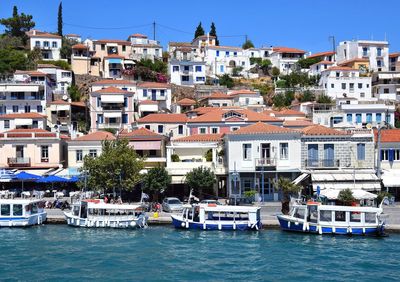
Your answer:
305;159;340;169
255;158;276;167
7;157;31;167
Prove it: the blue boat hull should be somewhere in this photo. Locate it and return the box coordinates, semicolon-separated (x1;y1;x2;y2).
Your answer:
277;215;384;236
172;216;261;231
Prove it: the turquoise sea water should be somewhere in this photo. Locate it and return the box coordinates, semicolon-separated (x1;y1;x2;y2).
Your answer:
1;225;399;281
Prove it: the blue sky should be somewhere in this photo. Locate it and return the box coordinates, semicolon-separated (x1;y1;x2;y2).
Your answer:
1;0;399;53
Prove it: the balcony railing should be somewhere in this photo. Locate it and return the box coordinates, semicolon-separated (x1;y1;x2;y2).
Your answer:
7;157;31;167
255;158;276;167
305;158;340;168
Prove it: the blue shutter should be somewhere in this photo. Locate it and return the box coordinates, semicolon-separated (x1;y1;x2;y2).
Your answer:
324;144;334;167
308;144;318;167
143;89;147;97
122;114;128;124
389;149;395;162
124;98;128;107
347;114;352;123
376;113;382;122
366;113;372;123
357;144;365;160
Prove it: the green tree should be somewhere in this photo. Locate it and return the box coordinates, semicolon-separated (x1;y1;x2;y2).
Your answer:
271;66;280;78
337;188;356;206
260;59;272;74
60;37;78;61
299;90;315;102
37;59;71;70
68;85;81;102
296;57;322;69
231;66;243;77
209;22;219;46
0;48;28;74
242;39;254;49
218;74;234;88
273;91;294;108
137;58;167;74
57;2;63;36
185;166;216;198
79;138;144;194
142;165;171;201
274;177;302;214
316;94;333;104
0;34;24;49
26;47;43;70
194;22;205;39
0;6;35;42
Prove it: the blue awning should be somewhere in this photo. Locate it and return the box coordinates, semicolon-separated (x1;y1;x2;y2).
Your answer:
108;58;122;64
37;175;70;183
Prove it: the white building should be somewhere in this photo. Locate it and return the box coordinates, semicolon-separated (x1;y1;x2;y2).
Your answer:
169;59;206;86
26;30;62;60
309;60;334;76
128;33;162;60
389;53;400;71
136;82;172;111
319;66;372;101
269;47;306;74
0;112;47;133
372;72;400;101
37;64;72;96
65;34;81;43
336;40;389;72
204;46;250;76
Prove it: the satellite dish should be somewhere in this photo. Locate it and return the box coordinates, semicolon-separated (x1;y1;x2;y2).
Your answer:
62;95;68;101
366;123;372;129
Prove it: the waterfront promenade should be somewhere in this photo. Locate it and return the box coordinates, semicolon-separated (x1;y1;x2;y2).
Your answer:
45;199;400;231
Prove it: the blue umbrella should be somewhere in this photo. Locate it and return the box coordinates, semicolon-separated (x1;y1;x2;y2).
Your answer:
37;175;69;183
68;176;79;183
15;172;42;191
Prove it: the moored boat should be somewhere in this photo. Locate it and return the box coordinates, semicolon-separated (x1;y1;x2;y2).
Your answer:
171;203;262;231
0;199;47;227
277;200;385;235
64;199;148;229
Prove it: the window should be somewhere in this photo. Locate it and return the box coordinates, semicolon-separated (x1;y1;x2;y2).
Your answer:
377;47;382;56
319;210;332;222
336;72;340;78
76;150;83;162
145;125;150;130
101;44;105;50
243;144;252;160
347;114;353;123
231;126;239;131
331;83;334;88
89;149;97;158
97;97;101;107
195;66;202;72
4;120;10;129
377;60;382;67
384;88;389;94
376;113;382;123
173;66;179;72
225;51;229;57
122;114;128;124
280;143;289;160
143;89;147;97
37;105;43;113
360;93;365;98
366;84;369;88
122;45;126;52
35;41;40;47
211;127;219;134
97;114;103;124
25;105;31;113
44;41;49;47
366;113;372;123
149;150;157;157
61;72;71;78
124;97;128;107
41;146;49;162
1;204;10;216
12;105;18;113
196;77;205;82
358;83;362;89
160;90;165;97
43;53;49;59
181;76;189;81
199;127;207;134
362;47;368;56
220;65;224;73
349;83;354;91
13;204;23;216
158;125;164;133
216;50;220;57
178;125;184;135
184;66;189;71
357;143;366;161
234;52;237;57
356;114;362;123
52;41;57;48
32;120;38;128
341;83;346;90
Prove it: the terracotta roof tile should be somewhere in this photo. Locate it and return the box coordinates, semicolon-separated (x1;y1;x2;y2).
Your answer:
283;120;314;127
129;33;148;38
272;46;306;54
177;98;196;106
49;100;70;105
70;101;86;107
301;125;348;136
137;82;171;89
174;133;224;142
72;44;88;49
389;53;400;58
307;51;336;59
188;108;282;123
228;89;257;96
93;86;132;94
73;131;116;141
275;109;306;117
326;66;359;71
104;54;125;59
337;58;369;66
37;64;58;68
26;30;61;39
94;39;131;45
92;79;136;85
374;129;400;143
15;70;47;76
120;127;163;140
202;92;232;100
2;128;57;138
137;114;187;123
311;60;335;66
229;122;295;135
0;113;46;119
139;100;158;105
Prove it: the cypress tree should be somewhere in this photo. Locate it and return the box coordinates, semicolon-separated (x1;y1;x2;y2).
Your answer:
57;2;63;36
194;22;205;39
210;22;219;46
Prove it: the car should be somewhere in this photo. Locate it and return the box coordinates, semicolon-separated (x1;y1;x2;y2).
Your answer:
200;199;222;205
162;197;183;213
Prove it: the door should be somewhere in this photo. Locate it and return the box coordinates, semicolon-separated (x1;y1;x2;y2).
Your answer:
151;90;157;101
16;146;24;158
324;144;335;167
260;143;271;166
307;144;318;167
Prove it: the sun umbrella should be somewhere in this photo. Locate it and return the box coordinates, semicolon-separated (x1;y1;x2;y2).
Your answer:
15;172;42;191
37;175;70;191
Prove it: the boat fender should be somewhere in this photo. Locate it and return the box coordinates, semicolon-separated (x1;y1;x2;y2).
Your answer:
348;226;352;234
181;222;185;228
203;223;206;230
332;226;336;234
362;227;365;234
218;223;221;230
302;222;307;231
318;225;322;235
185;220;189;229
85;219;88;227
233;222;236;230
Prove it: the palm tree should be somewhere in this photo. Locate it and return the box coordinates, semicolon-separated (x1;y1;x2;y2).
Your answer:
274;177;302;214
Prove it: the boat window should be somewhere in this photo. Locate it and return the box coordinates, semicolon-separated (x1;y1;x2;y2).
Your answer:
350;212;361;222
205;211;215;220
307;206;318;223
31;203;38;214
293;208;305;219
73;206;80;216
13;204;23;216
1;204;10;216
319;210;332;222
335;211;346;222
365;212;376;224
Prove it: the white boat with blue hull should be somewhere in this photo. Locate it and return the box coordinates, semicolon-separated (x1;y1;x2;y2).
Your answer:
0;199;47;227
64;199;148;229
171;204;262;231
277;201;385;236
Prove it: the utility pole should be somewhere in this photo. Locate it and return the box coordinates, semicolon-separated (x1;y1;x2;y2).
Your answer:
329;36;336;53
245;34;248;43
153;21;156;41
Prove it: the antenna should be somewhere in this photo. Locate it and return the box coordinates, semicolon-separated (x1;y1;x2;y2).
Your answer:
153;21;156;41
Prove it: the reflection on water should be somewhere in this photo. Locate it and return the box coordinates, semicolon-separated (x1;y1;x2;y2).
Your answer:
0;225;399;281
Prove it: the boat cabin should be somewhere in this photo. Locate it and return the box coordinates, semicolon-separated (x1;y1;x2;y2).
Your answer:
72;200;143;220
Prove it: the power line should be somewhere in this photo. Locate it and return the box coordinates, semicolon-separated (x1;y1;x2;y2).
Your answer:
64;22;153;30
